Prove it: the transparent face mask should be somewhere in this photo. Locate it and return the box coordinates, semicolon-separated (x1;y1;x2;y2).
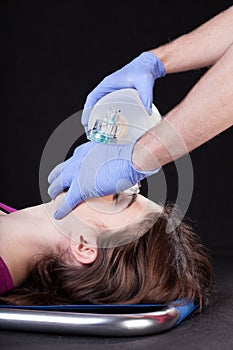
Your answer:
87;88;161;145
87;88;161;196
123;182;141;195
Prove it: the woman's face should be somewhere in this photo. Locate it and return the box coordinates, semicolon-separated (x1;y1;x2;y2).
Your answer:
73;192;161;229
48;192;162;247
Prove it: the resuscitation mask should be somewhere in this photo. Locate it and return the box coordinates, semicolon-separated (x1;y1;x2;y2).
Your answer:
87;88;162;194
87;88;161;145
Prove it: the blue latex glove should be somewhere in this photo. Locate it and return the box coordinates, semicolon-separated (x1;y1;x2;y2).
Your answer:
48;141;160;220
82;52;166;134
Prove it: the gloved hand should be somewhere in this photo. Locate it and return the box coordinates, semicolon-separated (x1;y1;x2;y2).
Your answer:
48;141;160;220
82;52;166;134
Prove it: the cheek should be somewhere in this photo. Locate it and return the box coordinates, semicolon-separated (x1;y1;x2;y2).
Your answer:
101;213;129;229
101;205;146;230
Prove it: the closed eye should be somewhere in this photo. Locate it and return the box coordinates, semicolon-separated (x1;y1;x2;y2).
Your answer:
113;193;137;208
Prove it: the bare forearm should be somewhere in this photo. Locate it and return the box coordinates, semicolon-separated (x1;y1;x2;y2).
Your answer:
132;43;233;170
151;5;233;73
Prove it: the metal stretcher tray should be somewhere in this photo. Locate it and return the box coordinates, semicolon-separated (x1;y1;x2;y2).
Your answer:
0;301;198;337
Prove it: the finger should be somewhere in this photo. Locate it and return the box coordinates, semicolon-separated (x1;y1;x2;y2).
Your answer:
83;90;100;111
48;175;66;200
81;107;92;134
83;83;113;111
83;83;118;134
54;197;72;220
82;94;101;136
48;163;63;184
54;185;82;220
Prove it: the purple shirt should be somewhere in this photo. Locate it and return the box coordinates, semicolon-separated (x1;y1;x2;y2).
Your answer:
0;202;16;294
0;257;14;295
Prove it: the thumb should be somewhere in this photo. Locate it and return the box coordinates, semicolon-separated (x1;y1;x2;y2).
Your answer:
136;83;153;116
81;106;92;133
54;186;82;220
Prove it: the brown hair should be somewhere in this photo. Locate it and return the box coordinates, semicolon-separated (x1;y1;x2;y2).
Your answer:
0;203;214;309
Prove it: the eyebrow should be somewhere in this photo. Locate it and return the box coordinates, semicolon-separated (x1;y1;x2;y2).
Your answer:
113;193;138;208
127;193;138;208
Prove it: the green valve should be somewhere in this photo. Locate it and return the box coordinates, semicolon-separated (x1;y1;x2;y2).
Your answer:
88;108;120;144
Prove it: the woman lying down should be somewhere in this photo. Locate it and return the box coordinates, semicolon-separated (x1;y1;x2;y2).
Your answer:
0;185;214;309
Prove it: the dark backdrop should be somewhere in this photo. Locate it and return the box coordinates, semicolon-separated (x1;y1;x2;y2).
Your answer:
1;0;233;250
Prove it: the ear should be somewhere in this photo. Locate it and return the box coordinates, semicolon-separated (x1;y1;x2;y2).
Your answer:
71;242;98;265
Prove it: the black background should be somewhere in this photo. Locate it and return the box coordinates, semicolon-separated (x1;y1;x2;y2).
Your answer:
1;0;233;250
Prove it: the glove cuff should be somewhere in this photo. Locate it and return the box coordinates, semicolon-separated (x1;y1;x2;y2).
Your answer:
120;140;161;179
139;52;166;79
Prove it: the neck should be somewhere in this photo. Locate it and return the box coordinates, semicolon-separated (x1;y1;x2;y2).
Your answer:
0;200;70;287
